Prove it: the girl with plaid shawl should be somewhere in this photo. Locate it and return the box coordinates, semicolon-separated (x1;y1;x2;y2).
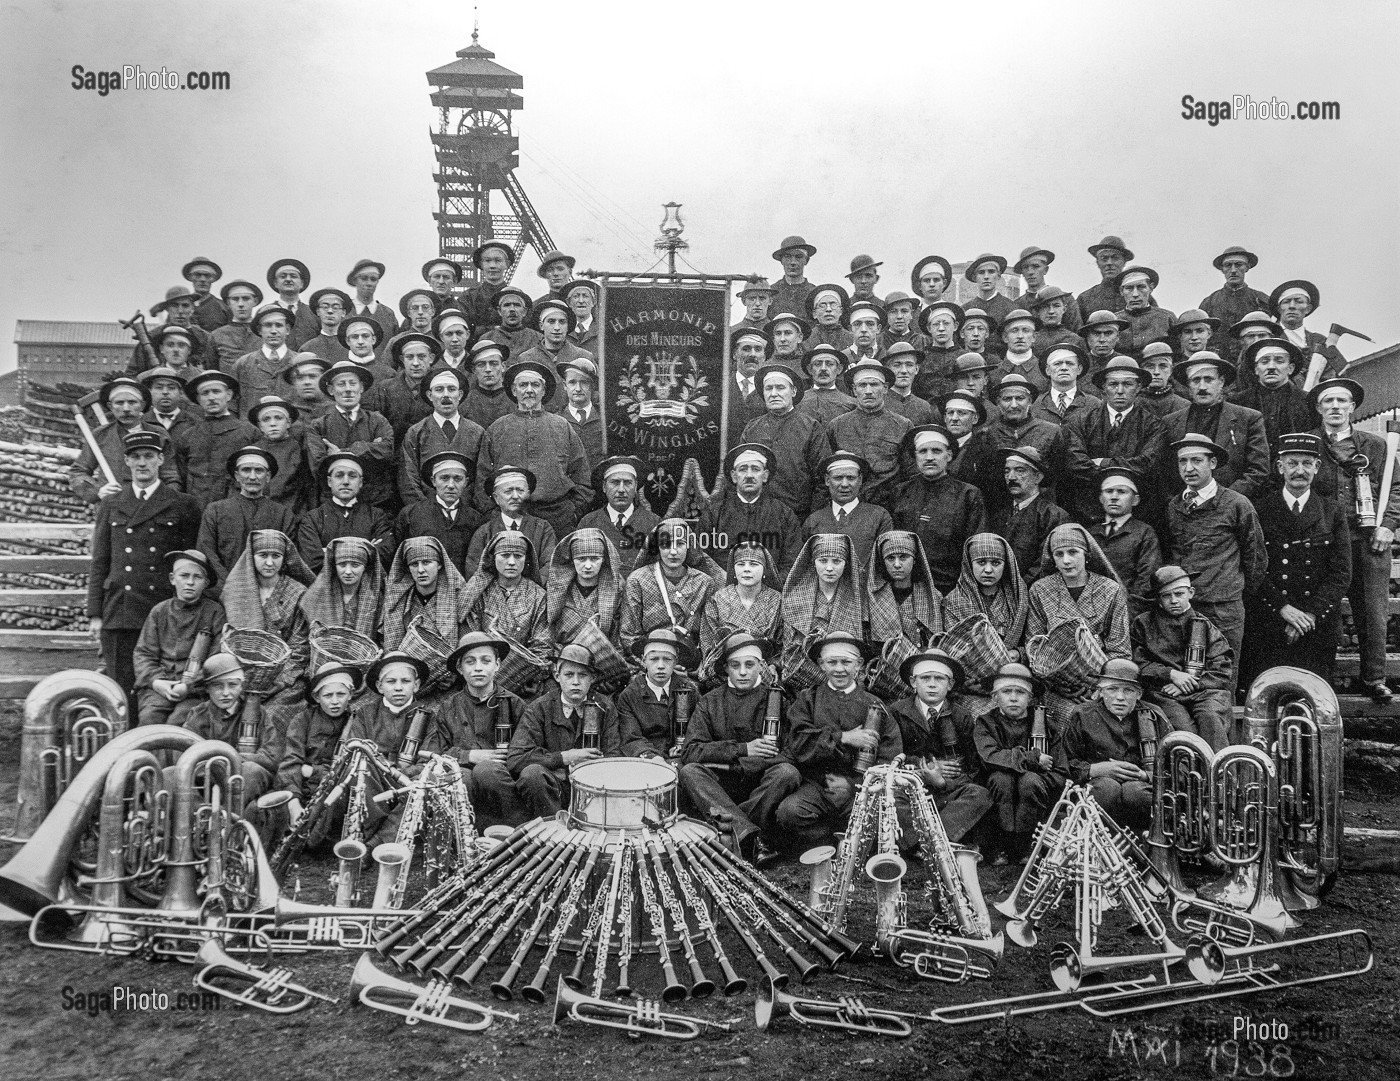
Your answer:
866;530;944;700
779;533;867;694
297;536;384;642
547;527;631;691
383;536;472;701
461;531;552;697
620;518;723;656
942;533;1030;716
699;541;784;687
1027;522;1131;731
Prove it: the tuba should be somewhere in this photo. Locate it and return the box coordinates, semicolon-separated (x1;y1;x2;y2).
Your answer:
1147;731;1214;898
157;741;245;920
1242;666;1342;906
7;670;128;842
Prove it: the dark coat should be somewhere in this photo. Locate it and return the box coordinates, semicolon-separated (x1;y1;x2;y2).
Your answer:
1163;486;1268;604
1160;401;1271;500
397;413;486;507
888;696;981;780
306;407;396;509
1310;426;1400;533
88;483;202;629
1063;403;1168;522
802;500;894;576
68;421;181;503
891;474;988;593
1087;517;1161;620
1199;284;1272;363
196;493;298;584
990;493;1070;584
698;491;802;583
681;683;793;769
396;499;487;577
172;414;260;506
1232;383;1317;458
1131;607;1233;693
615;673;701;758
295;499;395;573
363;372;432;448
741;408;832;518
505;689;620;775
426;687;528;764
577;504;662;578
786;681;901;782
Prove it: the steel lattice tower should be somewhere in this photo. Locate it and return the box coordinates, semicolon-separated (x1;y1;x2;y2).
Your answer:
427;30;555;283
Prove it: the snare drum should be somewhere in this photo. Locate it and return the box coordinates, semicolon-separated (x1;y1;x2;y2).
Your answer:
567;758;678;835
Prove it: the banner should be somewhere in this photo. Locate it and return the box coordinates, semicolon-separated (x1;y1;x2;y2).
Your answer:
599;283;729;513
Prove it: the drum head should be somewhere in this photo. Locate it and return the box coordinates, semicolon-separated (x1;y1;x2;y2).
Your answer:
570;757;676;793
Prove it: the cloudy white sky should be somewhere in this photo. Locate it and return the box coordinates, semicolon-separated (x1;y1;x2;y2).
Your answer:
1;0;1396;372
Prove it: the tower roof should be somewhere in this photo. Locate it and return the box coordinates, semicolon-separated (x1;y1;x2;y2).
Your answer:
426;34;524;90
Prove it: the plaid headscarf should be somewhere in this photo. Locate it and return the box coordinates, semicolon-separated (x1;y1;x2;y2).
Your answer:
634;517;725;581
547;527;623;634
727;539;781;590
384;534;470;649
221;530;314;631
461;530;540;616
298;536;385;639
943;532;1029;649
867;530;943;646
1037;521;1121;584
780;532;866;684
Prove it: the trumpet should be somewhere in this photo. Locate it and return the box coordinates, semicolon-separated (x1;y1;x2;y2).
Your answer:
553;978;735;1041
194;939;337;1013
263;895;421;951
349;953;518;1032
754;976;912;1037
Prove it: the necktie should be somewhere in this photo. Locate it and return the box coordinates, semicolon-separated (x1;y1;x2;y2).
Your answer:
1056;392;1067;414
443;506;456;523
613;512;624;528
508;521;520;531
443;420;457;441
1183;491;1196;511
138;488;148;501
835;507;846;522
1104;520;1117;537
1110;411;1121;429
740;378;752;398
1293;499;1303;516
658;692;669;705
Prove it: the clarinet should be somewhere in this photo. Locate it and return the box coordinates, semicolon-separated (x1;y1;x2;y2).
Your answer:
853;704;883;773
1030;706;1048;756
1185;616;1209;679
669;682;696;760
396;708;430;771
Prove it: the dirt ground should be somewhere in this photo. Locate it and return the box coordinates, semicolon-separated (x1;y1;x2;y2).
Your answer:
1;701;1397;1081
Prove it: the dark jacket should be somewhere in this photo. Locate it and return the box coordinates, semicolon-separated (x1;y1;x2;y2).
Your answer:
1163;485;1268;603
296;499;395;573
680;682;793;771
697;491;802;583
1131;607;1233;693
172;414;260;506
891;473;988;593
1055;699;1150;783
1252;489;1352;623
889;696;981;781
990;493;1069;585
395;499;486;577
786;681;901;782
974;708;1065;780
1063;403;1167;522
182;697;282;776
88;483;202;629
1087;517;1162;620
426;686;528;765
276;705;350;797
615;673;701;758
505;689;619;775
1310;426;1400;533
196;493;298;585
1160;401;1271;500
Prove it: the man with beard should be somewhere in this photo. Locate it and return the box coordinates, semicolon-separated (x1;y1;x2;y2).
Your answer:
885;342;935;425
697;443;801;580
346;258;398;342
1137;341;1190;418
210;280;264;371
990;446;1067;584
892;424;987;593
742;361;830;519
1199;246;1271;361
804;284;854;352
481;286;542;357
827;358;911;509
264;259;318;348
1232;338;1317;452
1064;356;1166;523
1077;236;1134;322
1160;351;1269;499
731;277;775;332
363;333;437;448
770;235;817;317
181;257;230;331
798;344;857;426
1114;265;1176;357
913;301;965;402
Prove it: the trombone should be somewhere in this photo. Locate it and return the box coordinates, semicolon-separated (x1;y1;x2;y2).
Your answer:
553;978;736;1041
349;954;519;1032
193;939;337;1013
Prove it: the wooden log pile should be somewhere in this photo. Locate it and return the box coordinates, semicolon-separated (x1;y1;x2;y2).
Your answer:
0;440;90;523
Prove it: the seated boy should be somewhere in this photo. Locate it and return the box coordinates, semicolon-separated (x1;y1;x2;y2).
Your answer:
1056;660;1154;831
617;628;701;759
276;661;362;827
974;663;1065;861
133;549;225;726
180;652;283;808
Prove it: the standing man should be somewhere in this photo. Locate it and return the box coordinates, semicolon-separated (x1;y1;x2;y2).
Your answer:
804;284;854;352
307;361;396;512
885;343;935;425
988;310;1046;395
68;377;180;502
299;288;353;365
911;255;953;306
1233;338;1317;452
1087;467;1162;621
461;242;515;330
174;371;258;506
182;257;230;331
966;373;1067;516
346;258;398;342
1199;246;1270;361
913;300;965;401
537;250;576;297
798;344;857;426
264;259;318;348
231;307;295;412
88;431;202;718
892;425;988;593
882;291;928;352
843;299;886;364
771;235;817;317
397;368;485;507
959;308;1000;363
732;278;776;331
698;443;802;579
481;286;542;357
463;339;516;433
140;367;198;446
1163;433;1268;693
1244;433;1351;687
1013;246;1081;332
1160;351;1270;500
963;254;1015;325
517;297;593;412
131;287;215;372
827;358;912;509
1077;236;1134;322
363;332;437;448
566;280;600;356
210;280;263;371
845;255;884;303
295;452;394;573
742;361;830;519
1114;266;1175;357
1137;341;1190;418
1030;287;1085;356
1271;279;1348;383
727;327;773;452
1309;377;1398;701
1064;356;1166;522
802;451;892;573
422;257;465;312
196;446;297;583
1170;309;1219;366
1032;345;1099;427
559;358;604;470
1081;310;1130;376
578;455;659;577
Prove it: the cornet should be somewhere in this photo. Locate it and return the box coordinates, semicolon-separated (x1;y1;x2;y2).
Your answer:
754;976;913;1037
194;939;337;1013
349;954;518;1032
553;978;735;1040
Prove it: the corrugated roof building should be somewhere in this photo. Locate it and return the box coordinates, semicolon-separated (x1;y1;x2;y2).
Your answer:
12;320;131;401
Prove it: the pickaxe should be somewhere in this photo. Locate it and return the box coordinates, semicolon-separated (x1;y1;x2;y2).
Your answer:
1327;322;1374;348
1303;323;1375;390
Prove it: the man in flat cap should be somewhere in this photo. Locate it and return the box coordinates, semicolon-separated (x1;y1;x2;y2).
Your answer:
742;361;831;519
1063;356;1166;523
69;377;180;502
1232;338;1317;451
990;446;1068;584
731;278;776;332
1162;433;1268;694
770;235;817;317
347;258;398;342
1309;377;1398;700
1013;246;1081;332
1271;279;1348;384
804;283;855;353
963;254;1015;325
892;425;988;593
477;361;592;538
802;451;893;571
798;344;857;426
827;358;912;509
181;257;230;332
577;455;660;577
1159;351;1270;500
1113;266;1176;357
537;250;576;298
698;442;802;580
1199;246;1270;360
197;445;298;584
397;367;486;507
1077;236;1134;322
88;430;202;717
265;259;318;348
1136;341;1190;419
210;280;264;371
363;333;437;448
1087;467;1162;621
1243;432;1351;687
172;371;259;506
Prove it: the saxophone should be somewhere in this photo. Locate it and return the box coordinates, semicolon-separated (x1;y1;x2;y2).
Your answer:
813;768;882;931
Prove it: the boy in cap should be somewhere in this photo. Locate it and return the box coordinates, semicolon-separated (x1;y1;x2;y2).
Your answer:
133;549;225;726
506;643;621;818
1087;467;1162;620
697;443;802;580
1131;566;1234;749
396;451;486;576
741;360;830;519
1162;433;1268;693
1198;246;1270;360
275;661;363;827
846;255;883;304
1077;236;1134;322
1056;660;1155;830
911;255;952;305
433;309;471;372
681;632;800;864
829;359;913;508
615;628;702;759
1243;432;1351;687
296;452;394;573
974;663;1063;860
881;291;929;352
892;424;987;593
180;653;283;807
251;396;315;514
68;377;180;502
888;650;992;845
577;455;659;577
306;360;396;510
990;446;1068;584
342;652;434;762
397;367;485;507
803;451;894;571
210;280;264;370
797;344;857;426
425;631;530;827
422;257;465;310
770;235;817;317
197;446;297;583
464;464;555;582
776;632;902;849
1136;342;1189;418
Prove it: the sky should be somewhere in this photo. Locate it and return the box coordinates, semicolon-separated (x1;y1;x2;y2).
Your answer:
1;0;1396;373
